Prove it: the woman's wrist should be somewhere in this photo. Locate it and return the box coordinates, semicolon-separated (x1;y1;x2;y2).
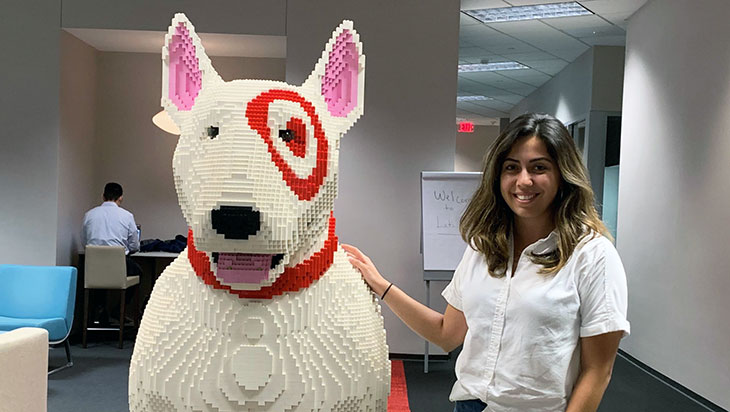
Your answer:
374;278;391;297
380;283;394;300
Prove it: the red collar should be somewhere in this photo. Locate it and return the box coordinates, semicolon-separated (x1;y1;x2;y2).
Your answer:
187;214;337;299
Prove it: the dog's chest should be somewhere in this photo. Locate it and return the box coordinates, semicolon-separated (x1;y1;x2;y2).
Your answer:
131;249;388;411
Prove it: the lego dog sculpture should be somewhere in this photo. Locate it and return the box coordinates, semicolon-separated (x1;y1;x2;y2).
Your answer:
129;14;390;412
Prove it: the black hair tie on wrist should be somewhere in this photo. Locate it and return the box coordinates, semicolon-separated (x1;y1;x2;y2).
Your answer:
381;283;393;300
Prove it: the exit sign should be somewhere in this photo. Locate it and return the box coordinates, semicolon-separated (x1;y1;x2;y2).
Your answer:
458;121;474;133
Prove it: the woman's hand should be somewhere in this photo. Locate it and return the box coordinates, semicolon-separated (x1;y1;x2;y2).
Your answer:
342;244;467;351
341;244;390;297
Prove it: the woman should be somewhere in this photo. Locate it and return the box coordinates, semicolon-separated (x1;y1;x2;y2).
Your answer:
342;113;630;412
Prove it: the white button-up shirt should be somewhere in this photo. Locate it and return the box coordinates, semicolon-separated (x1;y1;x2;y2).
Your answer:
82;201;140;254
442;231;630;412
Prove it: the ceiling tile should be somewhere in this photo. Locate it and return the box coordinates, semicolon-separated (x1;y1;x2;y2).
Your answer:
460;23;501;38
491;94;523;104
492;20;590;55
580;0;648;16
527;59;569;75
502;0;575;5
458;77;494;94
496;69;552;87
500;50;557;63
458;79;515;98
580;35;626;46
543;15;624;38
460;0;510;11
472;99;515;112
459;46;491;58
458;101;510;116
549;46;590;61
460;12;482;26
483;41;539;55
599;12;635;29
460;71;508;84
503;84;537;96
481;75;536;92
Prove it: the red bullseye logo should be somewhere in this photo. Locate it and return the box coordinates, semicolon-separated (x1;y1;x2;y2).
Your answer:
246;90;329;201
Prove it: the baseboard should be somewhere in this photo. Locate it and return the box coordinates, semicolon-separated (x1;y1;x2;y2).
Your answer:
618;350;727;412
389;353;450;361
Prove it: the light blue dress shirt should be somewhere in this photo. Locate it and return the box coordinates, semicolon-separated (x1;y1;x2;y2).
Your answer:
82;201;140;254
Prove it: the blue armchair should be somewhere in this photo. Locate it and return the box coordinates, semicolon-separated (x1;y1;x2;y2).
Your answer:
0;264;78;375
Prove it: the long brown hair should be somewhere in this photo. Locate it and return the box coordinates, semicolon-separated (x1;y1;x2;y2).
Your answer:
459;113;610;277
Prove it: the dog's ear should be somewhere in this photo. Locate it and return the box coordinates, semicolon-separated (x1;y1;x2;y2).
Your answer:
161;13;221;127
303;20;365;133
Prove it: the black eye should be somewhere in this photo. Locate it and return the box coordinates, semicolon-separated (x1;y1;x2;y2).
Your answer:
279;129;294;142
207;126;219;139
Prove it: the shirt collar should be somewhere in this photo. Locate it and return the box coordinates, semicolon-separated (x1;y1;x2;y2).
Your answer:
509;228;559;256
102;201;118;207
530;230;559;255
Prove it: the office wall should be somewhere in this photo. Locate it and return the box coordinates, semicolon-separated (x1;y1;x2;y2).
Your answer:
286;0;460;354
58;31;99;266
92;51;286;240
618;0;730;408
0;2;60;265
510;48;593;125
455;125;499;172
591;46;625;112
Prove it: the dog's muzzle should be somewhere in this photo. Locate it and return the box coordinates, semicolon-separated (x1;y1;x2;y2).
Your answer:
211;206;260;239
207;206;283;285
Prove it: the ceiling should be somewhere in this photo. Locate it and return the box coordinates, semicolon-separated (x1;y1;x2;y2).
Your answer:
457;0;647;124
64;28;286;58
66;2;648;126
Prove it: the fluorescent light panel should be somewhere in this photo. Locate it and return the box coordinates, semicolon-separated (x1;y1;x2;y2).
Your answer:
458;61;529;72
457;95;493;102
465;2;593;23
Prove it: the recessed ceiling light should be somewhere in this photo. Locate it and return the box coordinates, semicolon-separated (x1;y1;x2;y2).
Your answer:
457;95;493;102
458;61;529;72
464;1;593;23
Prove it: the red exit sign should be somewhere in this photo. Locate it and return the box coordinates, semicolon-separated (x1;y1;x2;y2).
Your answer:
458;121;474;133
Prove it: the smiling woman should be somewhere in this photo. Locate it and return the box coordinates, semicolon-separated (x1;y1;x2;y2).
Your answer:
499;136;561;244
344;113;630;412
461;112;608;277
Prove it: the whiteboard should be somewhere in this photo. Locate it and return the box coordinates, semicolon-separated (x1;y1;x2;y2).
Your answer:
421;171;482;271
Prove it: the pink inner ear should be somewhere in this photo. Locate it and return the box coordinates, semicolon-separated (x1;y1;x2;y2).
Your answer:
168;23;202;111
322;30;359;117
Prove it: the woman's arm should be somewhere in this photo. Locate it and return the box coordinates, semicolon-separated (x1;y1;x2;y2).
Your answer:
341;244;468;352
565;331;623;412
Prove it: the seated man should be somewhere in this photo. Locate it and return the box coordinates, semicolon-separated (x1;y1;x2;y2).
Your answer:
82;182;141;325
82;182;142;275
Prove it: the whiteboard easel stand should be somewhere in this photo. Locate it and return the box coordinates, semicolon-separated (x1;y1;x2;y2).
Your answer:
423;269;454;373
420;171;481;373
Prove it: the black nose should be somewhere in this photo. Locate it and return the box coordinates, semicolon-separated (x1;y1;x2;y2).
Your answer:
211;206;261;240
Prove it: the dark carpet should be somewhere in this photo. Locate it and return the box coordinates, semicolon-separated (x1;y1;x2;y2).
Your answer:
48;340;727;412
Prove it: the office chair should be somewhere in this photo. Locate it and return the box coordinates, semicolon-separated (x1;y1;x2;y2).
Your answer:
83;245;140;349
0;264;77;375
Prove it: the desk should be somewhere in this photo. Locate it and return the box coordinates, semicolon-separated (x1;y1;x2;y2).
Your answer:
131;251;180;258
128;252;180;310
